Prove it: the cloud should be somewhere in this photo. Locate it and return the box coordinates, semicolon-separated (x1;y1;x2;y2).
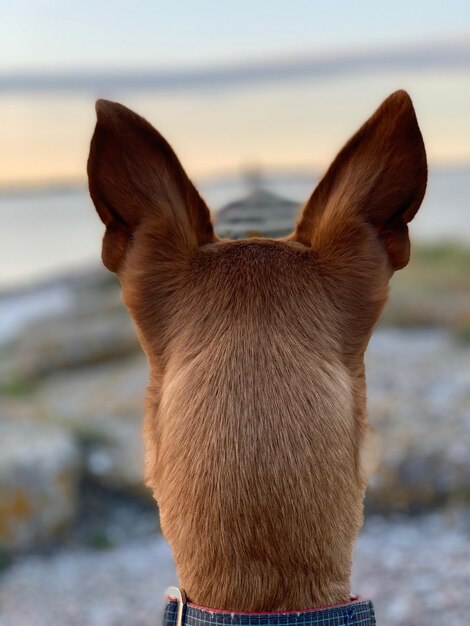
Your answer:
0;39;469;95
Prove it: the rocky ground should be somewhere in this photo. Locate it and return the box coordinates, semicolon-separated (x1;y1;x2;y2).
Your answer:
2;322;469;537
1;511;469;626
0;248;469;624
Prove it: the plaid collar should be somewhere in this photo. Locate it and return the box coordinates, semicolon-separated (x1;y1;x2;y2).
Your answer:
164;594;376;626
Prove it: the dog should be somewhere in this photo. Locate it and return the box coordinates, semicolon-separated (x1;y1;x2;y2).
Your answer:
87;90;427;614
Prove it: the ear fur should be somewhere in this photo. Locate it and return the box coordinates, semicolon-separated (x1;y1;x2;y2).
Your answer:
87;100;215;272
294;90;427;270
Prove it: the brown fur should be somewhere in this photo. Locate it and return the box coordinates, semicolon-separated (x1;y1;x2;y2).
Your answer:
87;90;427;611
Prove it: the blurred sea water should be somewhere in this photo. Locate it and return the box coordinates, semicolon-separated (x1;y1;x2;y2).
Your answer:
2;166;469;290
0;167;470;290
0;166;468;341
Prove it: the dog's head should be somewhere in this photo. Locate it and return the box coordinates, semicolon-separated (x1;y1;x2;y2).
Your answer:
88;91;426;609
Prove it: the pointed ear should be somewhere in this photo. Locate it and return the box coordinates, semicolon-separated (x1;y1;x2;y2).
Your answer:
87;100;215;272
294;90;427;270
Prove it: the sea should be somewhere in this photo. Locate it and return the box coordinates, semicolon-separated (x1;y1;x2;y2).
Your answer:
0;167;468;342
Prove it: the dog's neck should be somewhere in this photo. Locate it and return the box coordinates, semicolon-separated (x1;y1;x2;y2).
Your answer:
146;357;365;611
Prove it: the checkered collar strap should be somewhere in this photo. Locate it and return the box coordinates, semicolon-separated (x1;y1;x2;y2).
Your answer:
163;596;376;626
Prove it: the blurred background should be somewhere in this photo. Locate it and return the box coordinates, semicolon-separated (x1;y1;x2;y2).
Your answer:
0;2;469;625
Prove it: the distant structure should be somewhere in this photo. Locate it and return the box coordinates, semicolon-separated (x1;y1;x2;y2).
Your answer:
216;187;300;239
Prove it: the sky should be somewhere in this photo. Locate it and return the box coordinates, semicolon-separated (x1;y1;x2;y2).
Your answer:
2;1;470;70
0;1;469;186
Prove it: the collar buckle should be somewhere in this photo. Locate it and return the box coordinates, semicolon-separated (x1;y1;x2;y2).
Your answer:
166;586;187;626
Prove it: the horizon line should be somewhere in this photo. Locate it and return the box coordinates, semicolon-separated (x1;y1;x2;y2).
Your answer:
1;161;469;198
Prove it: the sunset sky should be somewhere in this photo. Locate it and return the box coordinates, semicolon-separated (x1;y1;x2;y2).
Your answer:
1;1;469;187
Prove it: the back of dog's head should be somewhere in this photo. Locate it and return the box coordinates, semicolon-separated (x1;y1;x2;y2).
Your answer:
88;91;427;611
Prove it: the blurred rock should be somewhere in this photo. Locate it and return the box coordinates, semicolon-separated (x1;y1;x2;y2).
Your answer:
84;417;148;494
33;355;147;429
33;355;149;494
8;302;139;381
0;418;79;551
366;329;470;512
3;328;470;511
0;286;139;387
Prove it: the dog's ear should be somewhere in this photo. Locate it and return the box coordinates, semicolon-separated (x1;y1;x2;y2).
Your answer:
294;90;427;270
88;100;215;272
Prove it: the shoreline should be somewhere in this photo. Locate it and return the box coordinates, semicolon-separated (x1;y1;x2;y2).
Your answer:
1;241;469;346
